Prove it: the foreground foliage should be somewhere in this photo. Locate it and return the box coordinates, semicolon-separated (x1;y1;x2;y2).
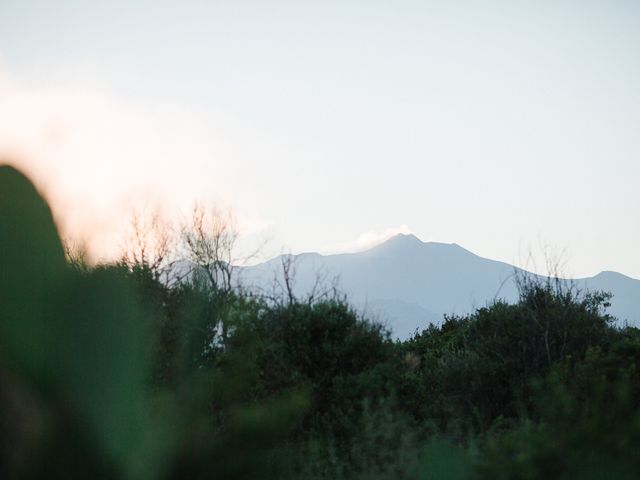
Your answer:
1;165;639;479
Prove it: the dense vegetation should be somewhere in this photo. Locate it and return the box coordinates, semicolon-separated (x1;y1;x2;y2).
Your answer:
1;165;639;479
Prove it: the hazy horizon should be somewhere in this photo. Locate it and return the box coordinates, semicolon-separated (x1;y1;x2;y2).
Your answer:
1;1;639;278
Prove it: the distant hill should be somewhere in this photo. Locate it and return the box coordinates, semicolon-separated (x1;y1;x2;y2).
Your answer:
237;234;640;339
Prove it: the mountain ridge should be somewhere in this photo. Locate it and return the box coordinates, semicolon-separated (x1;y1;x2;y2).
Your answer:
238;234;640;339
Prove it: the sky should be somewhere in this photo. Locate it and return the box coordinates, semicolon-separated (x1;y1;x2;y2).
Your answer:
0;1;639;278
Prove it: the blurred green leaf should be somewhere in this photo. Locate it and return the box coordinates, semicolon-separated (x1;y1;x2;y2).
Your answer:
0;165;66;386
420;440;471;480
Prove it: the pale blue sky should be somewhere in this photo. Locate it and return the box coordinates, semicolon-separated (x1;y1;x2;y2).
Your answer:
1;1;639;277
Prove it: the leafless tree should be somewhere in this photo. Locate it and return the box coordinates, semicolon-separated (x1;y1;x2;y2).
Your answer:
121;208;178;284
180;202;240;293
63;237;90;273
512;246;583;367
264;252;342;307
280;253;297;305
179;203;247;351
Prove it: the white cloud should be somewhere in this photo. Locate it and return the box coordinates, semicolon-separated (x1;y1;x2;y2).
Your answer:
320;224;413;254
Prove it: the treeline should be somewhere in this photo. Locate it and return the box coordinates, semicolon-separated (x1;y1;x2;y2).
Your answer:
1;165;640;479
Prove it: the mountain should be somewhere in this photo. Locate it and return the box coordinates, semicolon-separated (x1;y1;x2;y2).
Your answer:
237;234;640;339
